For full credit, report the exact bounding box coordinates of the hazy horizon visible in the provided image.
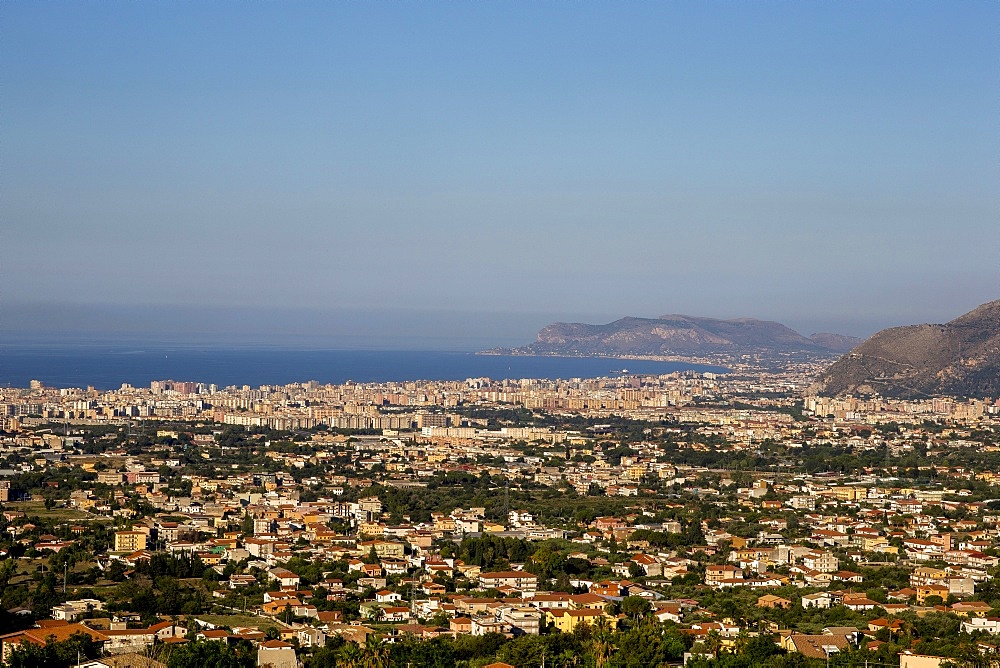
[3,3,998,344]
[1,299,992,351]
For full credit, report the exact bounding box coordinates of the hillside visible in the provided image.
[490,314,861,358]
[811,300,1000,398]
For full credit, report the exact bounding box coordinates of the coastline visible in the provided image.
[0,347,729,391]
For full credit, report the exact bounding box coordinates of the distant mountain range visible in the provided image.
[811,300,1000,398]
[486,314,862,358]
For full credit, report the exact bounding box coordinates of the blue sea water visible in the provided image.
[0,346,728,390]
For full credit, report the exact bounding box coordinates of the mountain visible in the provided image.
[808,332,864,353]
[491,314,860,358]
[811,300,1000,398]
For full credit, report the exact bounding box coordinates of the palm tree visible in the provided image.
[361,637,390,668]
[339,642,362,668]
[592,636,614,668]
[953,644,992,668]
[558,649,582,667]
[589,619,616,668]
[367,605,385,625]
[704,630,723,656]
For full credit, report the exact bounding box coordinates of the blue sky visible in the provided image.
[3,2,998,346]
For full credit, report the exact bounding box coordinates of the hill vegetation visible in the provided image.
[488,314,861,358]
[813,300,1000,398]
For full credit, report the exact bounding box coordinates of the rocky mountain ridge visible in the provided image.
[489,314,862,358]
[812,300,1000,398]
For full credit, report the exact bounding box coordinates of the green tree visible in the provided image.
[620,596,651,622]
[740,632,783,665]
[361,637,391,668]
[6,632,101,668]
[166,639,256,668]
[107,560,127,582]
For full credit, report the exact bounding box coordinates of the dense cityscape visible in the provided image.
[2,357,1000,668]
[4,2,996,668]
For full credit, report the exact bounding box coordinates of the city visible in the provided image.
[1,365,999,668]
[3,2,996,667]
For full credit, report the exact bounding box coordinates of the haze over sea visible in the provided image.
[0,346,727,391]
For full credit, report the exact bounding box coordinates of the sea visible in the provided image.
[0,345,728,390]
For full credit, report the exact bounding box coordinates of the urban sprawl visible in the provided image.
[2,361,1000,668]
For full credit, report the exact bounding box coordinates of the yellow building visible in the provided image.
[546,608,619,633]
[359,540,405,559]
[832,486,867,501]
[433,517,457,532]
[899,653,946,668]
[357,521,385,538]
[910,566,948,587]
[916,584,949,605]
[863,536,892,552]
[114,530,147,553]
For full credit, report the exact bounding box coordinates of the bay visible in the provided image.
[0,346,727,390]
